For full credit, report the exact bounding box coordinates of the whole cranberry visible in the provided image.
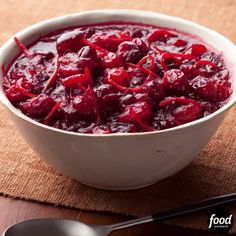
[95,84,121,119]
[104,67,130,87]
[163,69,189,95]
[180,64,198,79]
[6,77,33,104]
[132,38,149,53]
[102,52,123,68]
[196,62,219,78]
[6,86,26,104]
[72,93,95,119]
[118,101,152,124]
[77,46,102,71]
[127,68,147,87]
[189,76,232,102]
[117,41,145,63]
[171,100,202,124]
[56,29,84,54]
[95,84,116,98]
[20,94,56,118]
[158,97,202,127]
[144,79,166,103]
[59,52,81,76]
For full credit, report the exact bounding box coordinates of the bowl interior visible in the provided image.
[0,9,236,135]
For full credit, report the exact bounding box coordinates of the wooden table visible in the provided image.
[0,0,235,235]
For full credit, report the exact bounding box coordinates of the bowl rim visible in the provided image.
[0,9,236,137]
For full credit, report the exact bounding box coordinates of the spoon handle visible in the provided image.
[153,192,236,222]
[111,193,236,231]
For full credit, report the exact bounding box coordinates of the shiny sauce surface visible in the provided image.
[3,22,232,133]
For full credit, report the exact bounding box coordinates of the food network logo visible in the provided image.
[208,208,233,234]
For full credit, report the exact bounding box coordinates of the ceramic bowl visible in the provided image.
[0,10,236,190]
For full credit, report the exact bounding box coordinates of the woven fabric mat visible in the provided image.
[0,0,236,231]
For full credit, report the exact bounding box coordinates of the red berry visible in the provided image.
[180,64,198,79]
[77,46,102,71]
[6,77,36,104]
[190,76,232,102]
[61,67,94,88]
[132,38,149,53]
[59,52,82,76]
[118,101,152,124]
[195,60,219,78]
[158,97,202,126]
[104,67,130,87]
[20,94,56,118]
[102,52,123,68]
[171,100,202,124]
[95,84,116,98]
[73,92,96,119]
[56,29,84,54]
[95,84,121,118]
[144,79,166,103]
[6,86,26,104]
[117,41,146,63]
[163,69,189,95]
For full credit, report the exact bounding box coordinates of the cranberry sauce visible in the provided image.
[3,22,232,134]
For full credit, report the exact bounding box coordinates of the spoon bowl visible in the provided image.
[3,219,111,236]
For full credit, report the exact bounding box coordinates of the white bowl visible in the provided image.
[0,10,236,190]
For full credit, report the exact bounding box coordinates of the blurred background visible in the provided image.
[1,0,235,45]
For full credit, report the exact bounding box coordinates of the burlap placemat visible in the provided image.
[0,103,236,230]
[0,0,236,232]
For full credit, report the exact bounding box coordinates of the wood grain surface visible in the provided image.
[0,0,235,235]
